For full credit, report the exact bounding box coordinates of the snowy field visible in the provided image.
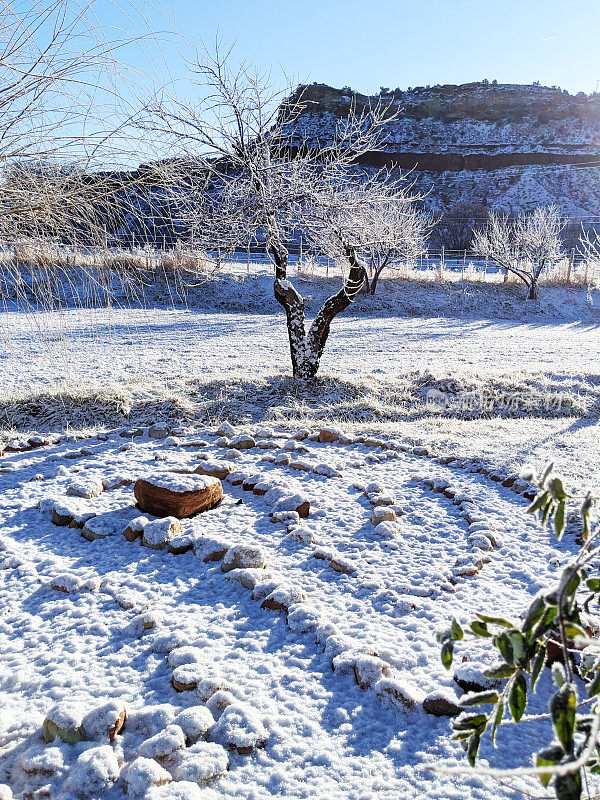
[0,274,599,799]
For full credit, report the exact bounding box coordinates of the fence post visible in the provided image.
[567,248,574,284]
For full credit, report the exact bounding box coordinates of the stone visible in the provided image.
[271,493,310,519]
[318,427,341,443]
[171,664,204,692]
[174,707,215,744]
[241,473,262,490]
[289,459,312,471]
[134,473,223,518]
[120,428,143,438]
[223,449,242,460]
[43,702,86,744]
[375,677,424,709]
[221,544,267,572]
[225,568,272,590]
[168,534,195,555]
[126,705,176,738]
[148,424,171,440]
[65,746,120,798]
[122,515,150,542]
[14,744,66,780]
[273,452,291,466]
[194,461,234,480]
[167,646,205,668]
[172,742,229,782]
[412,446,429,456]
[229,434,255,450]
[423,692,463,717]
[66,478,104,499]
[215,437,229,447]
[124,757,172,797]
[211,704,267,754]
[205,690,236,717]
[371,507,397,526]
[141,518,182,550]
[50,573,100,593]
[197,678,231,703]
[145,781,204,799]
[329,557,356,575]
[261,583,306,612]
[82,516,119,541]
[226,470,249,486]
[194,536,230,562]
[217,421,235,437]
[82,700,126,742]
[138,725,186,761]
[313,463,341,478]
[51,500,95,528]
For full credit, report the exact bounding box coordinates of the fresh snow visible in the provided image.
[0,422,596,799]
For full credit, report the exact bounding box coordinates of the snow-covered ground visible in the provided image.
[0,273,599,798]
[0,424,588,799]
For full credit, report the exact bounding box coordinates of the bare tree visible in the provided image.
[303,171,428,296]
[473,206,565,300]
[147,46,425,378]
[0,0,167,245]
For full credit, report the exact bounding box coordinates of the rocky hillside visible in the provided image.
[286,82,600,225]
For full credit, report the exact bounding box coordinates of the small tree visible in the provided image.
[473,207,565,299]
[147,46,425,378]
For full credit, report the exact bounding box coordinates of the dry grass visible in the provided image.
[0,371,594,437]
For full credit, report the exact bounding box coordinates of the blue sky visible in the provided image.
[114,0,600,96]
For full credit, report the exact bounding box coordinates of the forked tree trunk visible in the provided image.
[272,241,367,379]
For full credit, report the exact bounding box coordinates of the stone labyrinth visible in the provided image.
[0,421,573,799]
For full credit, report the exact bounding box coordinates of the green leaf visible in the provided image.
[507,630,529,666]
[548,476,567,501]
[550,684,577,754]
[541,462,555,484]
[452,713,488,732]
[475,613,512,628]
[535,744,564,788]
[490,701,504,747]
[470,620,492,637]
[527,490,550,516]
[508,671,527,722]
[461,691,499,707]
[555,768,582,800]
[451,618,464,641]
[495,632,514,664]
[441,640,454,670]
[523,595,546,635]
[484,662,516,680]
[531,644,547,691]
[467,731,481,767]
[586,578,600,592]
[582,493,593,540]
[531,606,558,642]
[563,622,587,639]
[554,500,566,539]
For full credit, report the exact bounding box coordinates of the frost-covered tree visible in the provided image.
[473,207,565,300]
[302,170,428,297]
[0,0,163,244]
[147,46,425,378]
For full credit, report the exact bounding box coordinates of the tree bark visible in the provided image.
[271,242,368,379]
